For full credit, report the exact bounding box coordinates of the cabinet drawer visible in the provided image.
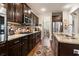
[8,38,21,46]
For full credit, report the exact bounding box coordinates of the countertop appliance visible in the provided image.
[0,13,7,43]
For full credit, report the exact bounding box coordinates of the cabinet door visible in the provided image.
[15,3,23,23]
[28,35,33,51]
[32,34,36,48]
[34,16,38,26]
[8,38,21,56]
[0,43,8,56]
[52,12,62,22]
[21,36,28,56]
[24,4,31,18]
[7,3,15,22]
[24,4,28,17]
[35,16,39,26]
[8,43,21,56]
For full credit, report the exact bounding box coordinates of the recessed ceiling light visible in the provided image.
[41,8,46,12]
[64,4,72,9]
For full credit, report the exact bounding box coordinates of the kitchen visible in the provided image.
[0,3,79,56]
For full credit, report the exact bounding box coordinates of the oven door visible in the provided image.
[0,14,7,43]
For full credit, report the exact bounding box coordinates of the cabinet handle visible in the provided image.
[14,40,19,44]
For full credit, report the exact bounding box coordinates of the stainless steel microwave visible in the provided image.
[24,17,31,26]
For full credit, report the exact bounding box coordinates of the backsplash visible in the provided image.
[8,22,22,35]
[8,22,41,36]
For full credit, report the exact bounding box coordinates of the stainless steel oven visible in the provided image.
[0,13,7,43]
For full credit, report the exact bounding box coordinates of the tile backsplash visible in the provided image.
[8,22,22,35]
[8,22,41,36]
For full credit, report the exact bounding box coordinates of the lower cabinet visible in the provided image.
[28,34,34,51]
[58,43,79,56]
[0,43,8,56]
[51,34,79,56]
[8,38,21,56]
[0,32,41,56]
[8,43,22,56]
[21,36,28,56]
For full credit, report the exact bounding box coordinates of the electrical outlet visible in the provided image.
[73,49,79,54]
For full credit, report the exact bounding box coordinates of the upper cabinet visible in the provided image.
[7,4,15,22]
[30,12,39,26]
[24,4,31,18]
[14,3,23,23]
[33,14,39,26]
[7,3,23,23]
[52,12,62,22]
[7,3,39,25]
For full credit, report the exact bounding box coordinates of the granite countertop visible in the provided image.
[53,32,79,45]
[8,31,40,41]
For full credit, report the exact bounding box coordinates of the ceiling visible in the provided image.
[27,3,79,16]
[27,3,67,16]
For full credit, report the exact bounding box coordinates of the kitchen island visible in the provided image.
[51,32,79,56]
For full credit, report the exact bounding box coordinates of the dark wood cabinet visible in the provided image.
[14,3,23,23]
[0,32,41,56]
[58,43,79,56]
[28,32,41,52]
[8,38,21,56]
[7,3,23,23]
[24,4,31,18]
[21,36,28,56]
[32,33,36,48]
[28,34,33,51]
[36,32,41,44]
[34,15,39,26]
[7,3,15,22]
[35,16,39,26]
[7,3,39,25]
[0,43,8,56]
[31,13,39,26]
[8,43,22,56]
[52,12,62,22]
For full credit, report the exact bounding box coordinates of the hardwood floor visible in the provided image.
[27,42,41,56]
[27,41,54,56]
